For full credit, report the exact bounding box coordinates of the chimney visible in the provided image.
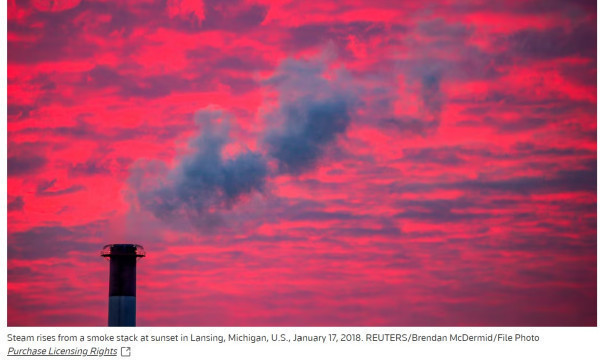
[101,244,146,327]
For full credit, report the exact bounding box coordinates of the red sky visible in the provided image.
[7,0,597,326]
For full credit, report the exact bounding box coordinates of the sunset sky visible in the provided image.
[7,0,597,326]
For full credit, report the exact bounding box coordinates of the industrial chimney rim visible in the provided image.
[101,244,146,259]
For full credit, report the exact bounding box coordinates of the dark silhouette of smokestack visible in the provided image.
[101,244,146,327]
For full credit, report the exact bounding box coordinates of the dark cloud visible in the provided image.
[131,58,358,228]
[421,72,443,116]
[134,110,268,226]
[8,223,103,260]
[200,0,267,31]
[491,117,548,133]
[8,1,98,63]
[400,144,594,165]
[396,18,505,82]
[31,73,57,91]
[83,65,199,99]
[395,199,494,223]
[41,119,98,138]
[36,179,86,196]
[456,91,595,125]
[287,24,329,49]
[418,18,472,40]
[332,224,401,238]
[69,159,112,176]
[8,155,47,177]
[460,115,565,134]
[287,22,386,51]
[512,142,593,157]
[8,196,25,212]
[287,210,360,222]
[186,46,273,72]
[214,55,271,71]
[8,104,36,121]
[456,90,590,108]
[185,48,273,90]
[397,162,596,195]
[22,115,195,143]
[264,58,357,174]
[502,0,596,14]
[466,172,591,194]
[402,147,466,165]
[266,98,351,174]
[380,117,439,136]
[503,24,596,60]
[124,74,192,99]
[83,65,122,88]
[559,61,596,86]
[380,72,444,136]
[221,75,259,94]
[8,2,177,64]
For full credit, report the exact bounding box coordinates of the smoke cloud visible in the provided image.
[131,57,357,227]
[266,97,351,174]
[132,109,268,227]
[264,58,356,174]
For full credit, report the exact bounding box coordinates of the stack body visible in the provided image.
[101,244,145,327]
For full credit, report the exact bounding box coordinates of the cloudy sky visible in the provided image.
[7,0,596,326]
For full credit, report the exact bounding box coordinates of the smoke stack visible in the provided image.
[101,244,146,327]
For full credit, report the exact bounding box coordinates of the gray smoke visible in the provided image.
[132,58,357,227]
[266,96,351,174]
[263,58,356,174]
[133,110,268,226]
